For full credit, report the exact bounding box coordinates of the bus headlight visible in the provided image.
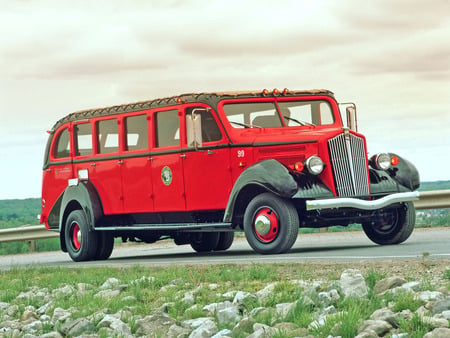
[305,155,324,175]
[373,153,391,170]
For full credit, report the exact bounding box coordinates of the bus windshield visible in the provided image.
[223,100,335,128]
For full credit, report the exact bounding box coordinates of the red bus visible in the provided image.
[41,89,420,261]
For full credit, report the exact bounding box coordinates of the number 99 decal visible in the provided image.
[237,150,245,158]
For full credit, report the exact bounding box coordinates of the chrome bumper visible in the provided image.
[306,191,420,211]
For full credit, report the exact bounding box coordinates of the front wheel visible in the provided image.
[64,210,98,262]
[243,193,299,254]
[362,201,416,245]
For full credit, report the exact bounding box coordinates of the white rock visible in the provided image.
[233,291,257,304]
[256,283,276,301]
[340,269,368,298]
[188,318,218,338]
[275,303,294,317]
[183,292,195,304]
[22,320,43,333]
[203,301,233,314]
[52,307,71,323]
[217,306,241,325]
[211,328,232,337]
[419,291,444,302]
[100,277,120,290]
[402,281,421,291]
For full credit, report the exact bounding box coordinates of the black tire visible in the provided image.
[214,232,234,251]
[362,201,416,245]
[95,232,114,260]
[190,232,220,253]
[64,210,98,262]
[243,193,299,254]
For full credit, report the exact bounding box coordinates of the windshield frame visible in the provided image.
[218,96,341,130]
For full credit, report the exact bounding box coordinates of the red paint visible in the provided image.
[41,91,371,228]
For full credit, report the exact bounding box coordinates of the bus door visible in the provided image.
[183,107,232,211]
[88,119,124,214]
[121,114,153,213]
[151,109,186,212]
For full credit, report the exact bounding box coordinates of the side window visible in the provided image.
[97,119,119,154]
[124,114,148,151]
[53,127,71,159]
[186,108,222,143]
[155,110,179,147]
[74,123,93,156]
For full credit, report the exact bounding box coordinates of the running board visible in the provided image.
[94,222,233,232]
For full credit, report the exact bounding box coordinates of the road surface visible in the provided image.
[0,228,449,270]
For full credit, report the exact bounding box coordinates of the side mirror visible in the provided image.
[187,111,202,149]
[345,104,358,132]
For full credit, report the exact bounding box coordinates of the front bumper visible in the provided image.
[306,191,420,211]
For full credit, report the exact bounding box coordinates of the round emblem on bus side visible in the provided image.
[161,166,173,186]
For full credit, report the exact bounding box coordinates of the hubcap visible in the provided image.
[254,208,279,243]
[71,223,81,251]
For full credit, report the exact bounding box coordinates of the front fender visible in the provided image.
[223,159,298,223]
[369,153,420,193]
[59,180,103,232]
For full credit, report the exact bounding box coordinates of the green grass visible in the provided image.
[0,264,447,337]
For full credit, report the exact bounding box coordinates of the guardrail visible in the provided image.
[1,190,449,251]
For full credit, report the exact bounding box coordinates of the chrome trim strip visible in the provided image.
[94,222,233,232]
[306,191,420,211]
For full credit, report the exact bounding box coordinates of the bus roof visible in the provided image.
[51,89,334,131]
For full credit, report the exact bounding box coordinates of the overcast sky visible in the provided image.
[1,0,449,199]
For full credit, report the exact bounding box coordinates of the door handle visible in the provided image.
[180,154,186,159]
[207,150,215,155]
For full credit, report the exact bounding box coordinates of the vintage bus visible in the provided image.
[41,89,420,261]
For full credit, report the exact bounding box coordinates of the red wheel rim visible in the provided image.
[71,223,81,251]
[253,208,279,243]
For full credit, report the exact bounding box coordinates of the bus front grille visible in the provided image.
[328,132,369,197]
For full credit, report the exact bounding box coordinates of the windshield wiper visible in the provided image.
[283,115,315,127]
[229,121,261,129]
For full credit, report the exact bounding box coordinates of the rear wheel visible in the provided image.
[243,193,299,254]
[190,232,220,253]
[214,232,234,251]
[95,232,114,260]
[362,201,415,245]
[64,210,98,262]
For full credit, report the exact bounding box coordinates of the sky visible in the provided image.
[0,0,449,199]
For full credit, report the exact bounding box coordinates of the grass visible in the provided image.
[0,263,448,337]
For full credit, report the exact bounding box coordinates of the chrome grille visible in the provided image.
[328,132,369,197]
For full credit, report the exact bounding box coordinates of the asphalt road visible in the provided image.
[0,228,449,270]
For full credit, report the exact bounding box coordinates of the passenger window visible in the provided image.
[155,110,179,147]
[54,127,71,158]
[97,119,119,154]
[74,123,93,156]
[186,108,222,143]
[125,115,148,151]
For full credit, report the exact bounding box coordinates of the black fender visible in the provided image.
[369,153,420,193]
[223,159,298,224]
[59,180,104,233]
